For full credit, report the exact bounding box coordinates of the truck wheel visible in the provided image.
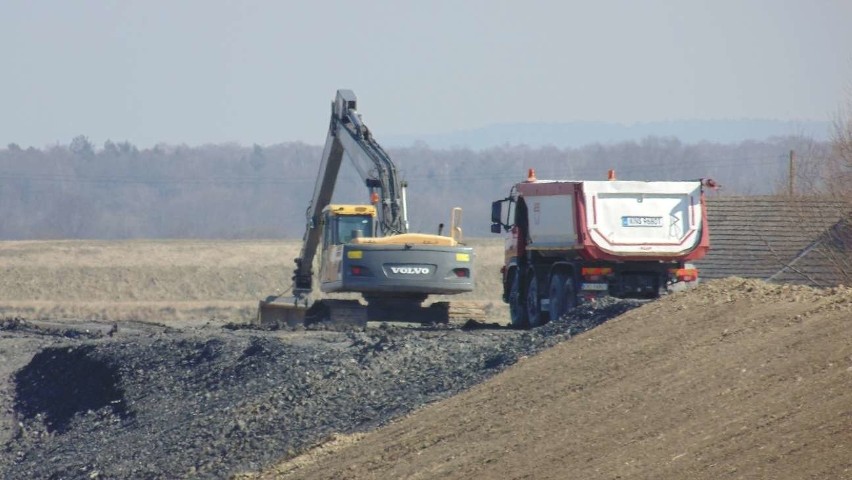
[559,277,577,315]
[509,272,528,329]
[526,271,549,328]
[549,273,573,320]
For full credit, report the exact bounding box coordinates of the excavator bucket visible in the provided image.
[256,295,309,328]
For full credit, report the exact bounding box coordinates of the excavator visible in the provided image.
[257,89,475,328]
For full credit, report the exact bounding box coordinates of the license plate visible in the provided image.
[581,282,608,291]
[622,216,662,227]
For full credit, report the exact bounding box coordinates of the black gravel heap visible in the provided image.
[1,299,639,480]
[1,317,105,339]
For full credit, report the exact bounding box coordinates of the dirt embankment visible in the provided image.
[249,279,852,480]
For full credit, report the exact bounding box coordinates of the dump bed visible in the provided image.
[519,179,708,261]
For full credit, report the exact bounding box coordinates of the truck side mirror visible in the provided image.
[491,200,503,224]
[490,223,502,234]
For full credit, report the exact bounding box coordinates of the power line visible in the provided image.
[0,154,796,186]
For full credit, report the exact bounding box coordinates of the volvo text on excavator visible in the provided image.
[257,90,475,328]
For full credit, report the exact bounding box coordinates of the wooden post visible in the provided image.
[788,150,795,196]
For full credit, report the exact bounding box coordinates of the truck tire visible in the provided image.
[548,274,576,321]
[526,270,549,328]
[509,271,528,329]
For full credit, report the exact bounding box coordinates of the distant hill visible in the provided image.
[384,119,832,149]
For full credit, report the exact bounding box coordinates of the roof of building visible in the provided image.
[695,196,851,287]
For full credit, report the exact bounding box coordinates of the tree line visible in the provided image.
[0,134,840,240]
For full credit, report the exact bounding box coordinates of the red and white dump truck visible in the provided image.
[490,169,714,328]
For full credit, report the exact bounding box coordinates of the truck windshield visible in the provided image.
[337,215,374,243]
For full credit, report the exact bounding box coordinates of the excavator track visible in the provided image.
[257,298,366,330]
[256,298,487,330]
[304,300,368,330]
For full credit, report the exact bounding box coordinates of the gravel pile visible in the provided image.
[0,317,106,340]
[1,299,639,479]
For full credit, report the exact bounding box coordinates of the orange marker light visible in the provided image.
[669,268,698,282]
[370,192,379,204]
[608,169,616,180]
[527,168,537,182]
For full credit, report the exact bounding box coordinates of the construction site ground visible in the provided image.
[1,240,850,479]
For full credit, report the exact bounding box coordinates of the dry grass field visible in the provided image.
[0,238,507,325]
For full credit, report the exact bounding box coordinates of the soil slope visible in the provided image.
[253,278,852,480]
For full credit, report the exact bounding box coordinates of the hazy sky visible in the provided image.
[2,0,851,148]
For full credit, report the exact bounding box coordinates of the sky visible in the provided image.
[2,0,851,149]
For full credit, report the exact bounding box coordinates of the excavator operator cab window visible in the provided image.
[335,215,374,244]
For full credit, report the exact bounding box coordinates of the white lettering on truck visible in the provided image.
[390,267,430,275]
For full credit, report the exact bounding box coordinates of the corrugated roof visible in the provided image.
[695,196,851,286]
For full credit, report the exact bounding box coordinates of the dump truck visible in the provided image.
[491,169,713,328]
[257,90,475,328]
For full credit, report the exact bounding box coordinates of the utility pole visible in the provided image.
[788,150,795,196]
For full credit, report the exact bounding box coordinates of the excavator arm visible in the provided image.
[293,89,409,299]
